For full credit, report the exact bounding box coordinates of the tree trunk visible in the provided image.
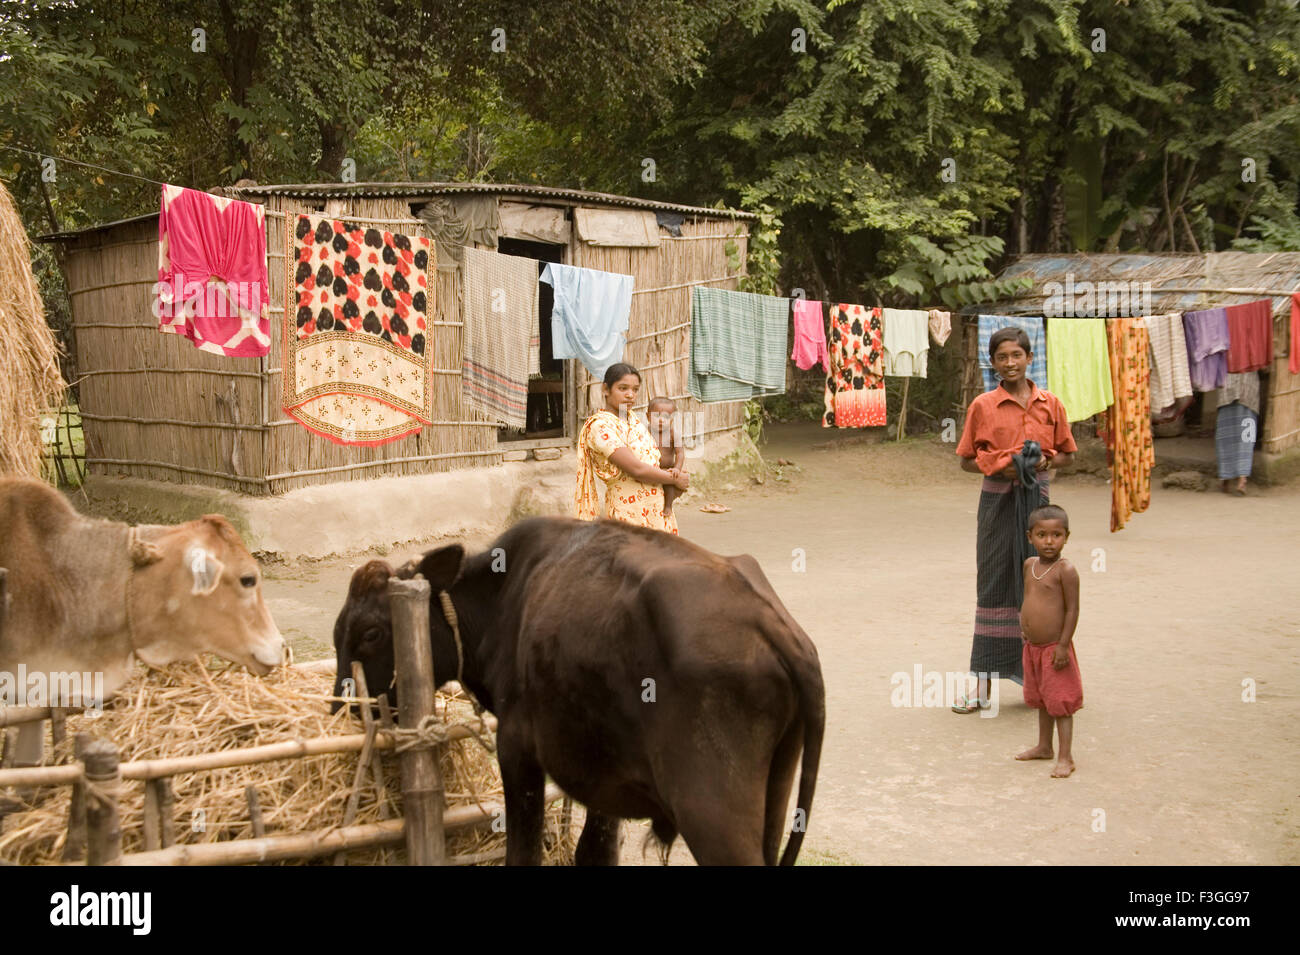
[317,122,350,180]
[216,0,260,178]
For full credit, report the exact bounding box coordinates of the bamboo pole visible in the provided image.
[363,677,390,820]
[156,777,176,848]
[0,722,497,788]
[76,368,267,379]
[61,734,90,862]
[143,782,161,851]
[897,377,911,441]
[84,737,122,866]
[50,709,66,750]
[266,418,494,429]
[143,778,165,851]
[0,706,52,728]
[632,274,743,295]
[116,784,565,866]
[77,412,267,431]
[390,575,445,866]
[290,659,338,674]
[69,278,159,296]
[333,660,379,865]
[84,459,269,487]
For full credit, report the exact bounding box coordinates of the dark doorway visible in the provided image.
[496,237,567,441]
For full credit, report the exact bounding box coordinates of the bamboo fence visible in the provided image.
[57,192,753,495]
[0,581,573,866]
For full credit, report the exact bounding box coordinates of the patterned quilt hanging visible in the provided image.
[282,214,434,445]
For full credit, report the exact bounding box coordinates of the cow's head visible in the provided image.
[331,546,465,716]
[128,515,285,675]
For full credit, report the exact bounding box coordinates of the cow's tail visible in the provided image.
[778,646,825,866]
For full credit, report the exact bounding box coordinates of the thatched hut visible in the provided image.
[39,183,755,551]
[964,252,1300,478]
[0,180,66,478]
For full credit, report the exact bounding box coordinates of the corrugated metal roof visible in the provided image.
[38,181,753,242]
[973,252,1300,317]
[227,181,754,220]
[37,212,159,243]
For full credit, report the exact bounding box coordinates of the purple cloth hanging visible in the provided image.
[1182,308,1229,392]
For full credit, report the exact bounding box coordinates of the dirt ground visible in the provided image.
[262,421,1300,865]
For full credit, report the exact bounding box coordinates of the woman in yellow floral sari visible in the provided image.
[575,363,688,534]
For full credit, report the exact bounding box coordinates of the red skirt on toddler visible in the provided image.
[1022,642,1083,717]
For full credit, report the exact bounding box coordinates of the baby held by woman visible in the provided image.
[647,396,685,518]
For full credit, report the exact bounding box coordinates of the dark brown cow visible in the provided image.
[333,516,824,865]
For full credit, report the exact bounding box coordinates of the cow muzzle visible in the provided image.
[246,630,286,673]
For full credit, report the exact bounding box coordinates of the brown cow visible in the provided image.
[333,516,825,865]
[0,478,284,738]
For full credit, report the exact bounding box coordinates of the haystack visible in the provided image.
[0,660,576,865]
[0,179,66,477]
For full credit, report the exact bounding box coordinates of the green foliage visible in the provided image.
[2,0,1299,390]
[1231,214,1300,253]
[884,235,1031,310]
[743,399,766,445]
[726,200,783,295]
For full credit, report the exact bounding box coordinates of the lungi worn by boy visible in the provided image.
[1015,504,1084,778]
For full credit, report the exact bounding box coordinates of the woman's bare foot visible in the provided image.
[1016,745,1054,760]
[1051,757,1075,777]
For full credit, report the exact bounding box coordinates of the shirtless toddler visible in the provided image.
[647,397,684,517]
[1014,504,1083,778]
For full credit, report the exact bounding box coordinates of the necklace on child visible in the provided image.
[1031,557,1057,580]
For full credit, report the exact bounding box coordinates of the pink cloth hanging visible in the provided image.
[157,184,270,357]
[791,298,830,373]
[1291,293,1300,375]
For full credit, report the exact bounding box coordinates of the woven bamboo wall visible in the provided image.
[66,217,269,492]
[573,217,750,445]
[1263,315,1299,454]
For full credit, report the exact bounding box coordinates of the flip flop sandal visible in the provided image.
[951,695,983,714]
[699,503,730,513]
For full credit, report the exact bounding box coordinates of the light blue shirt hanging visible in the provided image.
[540,262,634,380]
[978,314,1048,392]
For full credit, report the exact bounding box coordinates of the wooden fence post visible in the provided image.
[83,737,122,865]
[143,777,177,851]
[61,733,91,861]
[388,575,446,866]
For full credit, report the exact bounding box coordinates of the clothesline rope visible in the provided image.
[1,144,169,187]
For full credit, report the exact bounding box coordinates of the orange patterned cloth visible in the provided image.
[822,304,887,428]
[575,409,678,534]
[1104,318,1154,532]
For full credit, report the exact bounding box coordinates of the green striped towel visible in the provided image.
[687,286,789,403]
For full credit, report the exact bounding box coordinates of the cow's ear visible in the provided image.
[130,537,163,568]
[186,546,225,596]
[416,545,464,591]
